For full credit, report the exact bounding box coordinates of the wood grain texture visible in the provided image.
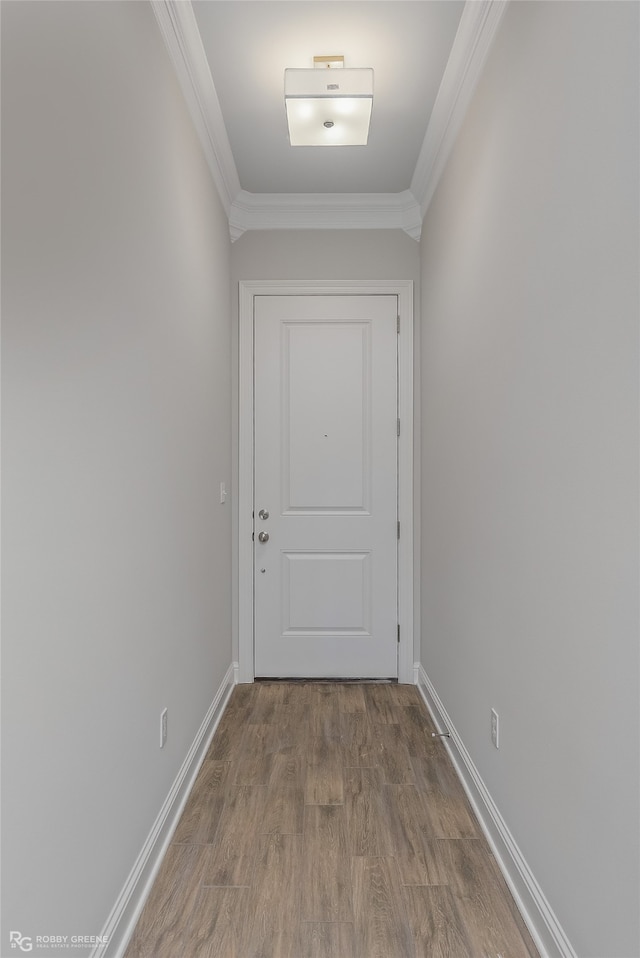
[391,705,437,756]
[340,709,373,751]
[245,833,303,958]
[351,856,416,958]
[125,682,540,958]
[300,805,353,921]
[335,683,367,713]
[383,785,450,885]
[202,784,267,886]
[386,683,423,706]
[249,681,291,722]
[412,753,479,839]
[172,761,230,844]
[262,783,305,834]
[370,722,417,784]
[345,766,394,857]
[205,711,246,762]
[227,682,255,709]
[305,706,344,803]
[233,723,276,784]
[124,844,213,958]
[181,886,250,958]
[269,704,310,752]
[403,884,474,958]
[269,749,306,788]
[362,682,397,723]
[295,923,355,958]
[444,838,540,958]
[305,761,344,805]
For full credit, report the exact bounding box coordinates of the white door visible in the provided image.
[254,294,398,678]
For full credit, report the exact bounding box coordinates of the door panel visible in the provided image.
[282,551,372,634]
[254,295,397,678]
[285,322,369,512]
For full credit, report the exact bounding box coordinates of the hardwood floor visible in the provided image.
[125,682,540,958]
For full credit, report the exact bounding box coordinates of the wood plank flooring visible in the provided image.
[125,682,540,958]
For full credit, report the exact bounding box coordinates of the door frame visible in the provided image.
[238,280,414,683]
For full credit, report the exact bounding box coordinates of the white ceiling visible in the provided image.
[152,0,508,239]
[191,1,464,195]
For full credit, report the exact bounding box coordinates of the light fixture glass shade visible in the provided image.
[285,67,373,146]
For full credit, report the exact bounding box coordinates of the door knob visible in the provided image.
[258,509,269,520]
[258,531,270,543]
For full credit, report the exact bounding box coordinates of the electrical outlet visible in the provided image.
[491,708,499,749]
[160,708,168,749]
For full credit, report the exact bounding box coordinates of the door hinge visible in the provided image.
[397,315,401,334]
[397,418,401,437]
[397,521,400,540]
[397,623,400,643]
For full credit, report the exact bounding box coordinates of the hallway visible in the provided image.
[3,2,638,955]
[125,682,539,957]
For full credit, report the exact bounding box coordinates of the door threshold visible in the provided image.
[254,677,398,684]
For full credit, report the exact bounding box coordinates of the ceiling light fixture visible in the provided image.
[285,55,373,147]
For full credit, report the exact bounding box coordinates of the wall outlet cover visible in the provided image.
[160,708,168,748]
[491,708,499,749]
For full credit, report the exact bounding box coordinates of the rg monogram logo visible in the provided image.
[9,931,33,952]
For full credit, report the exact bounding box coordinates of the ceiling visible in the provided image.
[191,1,464,195]
[152,0,508,239]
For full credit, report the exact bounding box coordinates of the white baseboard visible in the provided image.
[92,663,236,958]
[417,665,578,958]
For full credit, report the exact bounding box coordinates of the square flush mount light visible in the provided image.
[285,56,373,146]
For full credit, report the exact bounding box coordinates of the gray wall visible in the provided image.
[1,2,232,954]
[230,229,421,667]
[230,228,419,282]
[419,2,639,955]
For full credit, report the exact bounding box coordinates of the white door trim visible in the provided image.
[238,280,414,683]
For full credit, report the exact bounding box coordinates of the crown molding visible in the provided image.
[229,190,423,242]
[153,0,508,238]
[151,0,241,214]
[411,0,510,218]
